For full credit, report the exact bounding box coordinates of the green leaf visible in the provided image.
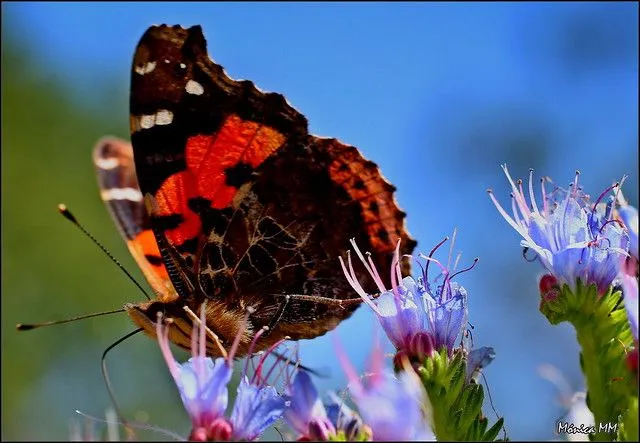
[482,417,505,441]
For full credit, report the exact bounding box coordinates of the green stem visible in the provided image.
[574,318,620,441]
[555,282,636,441]
[622,397,638,441]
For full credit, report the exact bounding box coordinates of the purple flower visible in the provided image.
[616,190,638,261]
[341,237,474,359]
[156,312,286,441]
[616,190,638,280]
[489,165,629,294]
[465,346,496,384]
[615,190,638,375]
[324,392,363,441]
[229,377,285,441]
[284,371,336,441]
[340,343,435,441]
[283,371,364,441]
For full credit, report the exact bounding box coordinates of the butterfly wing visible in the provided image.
[93,137,175,300]
[128,25,416,345]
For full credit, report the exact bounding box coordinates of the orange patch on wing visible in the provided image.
[134,230,169,275]
[185,114,285,209]
[153,114,285,246]
[127,229,175,300]
[155,172,202,245]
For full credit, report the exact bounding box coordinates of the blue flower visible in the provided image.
[341,237,474,358]
[616,190,638,281]
[283,371,364,441]
[324,392,364,441]
[341,344,435,441]
[465,346,496,384]
[489,166,629,294]
[229,377,286,441]
[283,371,335,440]
[617,190,638,261]
[156,311,286,441]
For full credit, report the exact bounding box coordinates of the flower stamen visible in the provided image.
[182,305,227,359]
[449,257,480,281]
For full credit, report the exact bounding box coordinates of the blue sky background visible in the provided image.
[2,2,638,441]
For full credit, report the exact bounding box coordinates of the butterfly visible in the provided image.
[94,24,416,357]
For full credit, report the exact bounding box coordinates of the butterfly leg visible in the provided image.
[261,294,291,338]
[261,292,364,338]
[280,293,364,307]
[260,293,365,340]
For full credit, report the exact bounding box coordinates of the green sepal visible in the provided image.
[452,383,484,430]
[464,414,484,440]
[417,347,505,441]
[328,428,372,442]
[327,432,347,442]
[482,417,506,441]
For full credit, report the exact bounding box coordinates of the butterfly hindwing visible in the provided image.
[93,137,174,299]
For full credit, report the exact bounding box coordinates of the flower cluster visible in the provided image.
[616,189,639,374]
[155,306,436,441]
[488,165,630,295]
[285,342,434,441]
[340,237,503,441]
[155,311,287,441]
[490,166,638,440]
[617,190,639,266]
[340,237,477,363]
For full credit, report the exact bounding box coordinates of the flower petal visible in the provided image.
[175,357,232,427]
[283,371,328,436]
[230,377,286,440]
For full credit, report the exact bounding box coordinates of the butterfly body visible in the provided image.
[96,25,416,357]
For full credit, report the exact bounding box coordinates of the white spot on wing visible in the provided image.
[140,114,155,129]
[179,63,187,69]
[101,188,143,202]
[155,109,173,126]
[135,61,157,75]
[135,109,174,131]
[95,157,119,170]
[185,79,204,96]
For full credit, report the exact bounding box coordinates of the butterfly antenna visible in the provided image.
[16,308,126,331]
[58,204,151,301]
[273,425,286,442]
[74,409,185,441]
[101,328,144,440]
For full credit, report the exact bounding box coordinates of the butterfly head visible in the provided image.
[124,299,285,358]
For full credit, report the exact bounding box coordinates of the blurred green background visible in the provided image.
[2,2,638,441]
[1,14,190,443]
